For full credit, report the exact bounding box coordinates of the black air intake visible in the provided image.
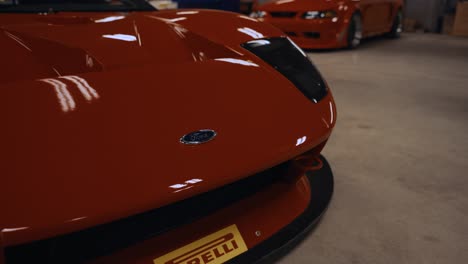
[270,12,297,18]
[242,37,328,103]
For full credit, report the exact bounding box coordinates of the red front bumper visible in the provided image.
[95,157,333,264]
[261,17,348,49]
[3,156,334,264]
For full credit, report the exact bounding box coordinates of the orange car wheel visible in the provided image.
[388,10,403,38]
[347,13,363,49]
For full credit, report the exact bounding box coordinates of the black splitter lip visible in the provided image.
[228,155,334,264]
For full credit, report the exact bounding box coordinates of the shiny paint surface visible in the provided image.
[254,0,403,49]
[0,7,336,261]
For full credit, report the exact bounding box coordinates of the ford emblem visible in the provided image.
[180,129,217,145]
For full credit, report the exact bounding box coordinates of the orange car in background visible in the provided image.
[251,0,404,49]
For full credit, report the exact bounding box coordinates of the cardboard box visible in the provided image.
[453,2,468,36]
[443,14,455,34]
[404,18,417,32]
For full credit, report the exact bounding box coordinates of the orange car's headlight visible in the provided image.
[303,10,337,19]
[249,11,267,18]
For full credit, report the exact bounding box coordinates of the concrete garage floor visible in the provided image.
[278,34,468,264]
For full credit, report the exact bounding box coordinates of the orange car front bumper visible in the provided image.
[261,17,349,49]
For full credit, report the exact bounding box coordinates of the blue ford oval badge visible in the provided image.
[180,129,217,145]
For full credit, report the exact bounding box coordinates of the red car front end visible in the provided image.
[0,2,337,263]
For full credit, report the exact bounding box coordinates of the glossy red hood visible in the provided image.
[0,10,336,246]
[0,11,257,84]
[257,0,339,11]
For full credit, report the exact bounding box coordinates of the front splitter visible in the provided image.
[228,155,334,264]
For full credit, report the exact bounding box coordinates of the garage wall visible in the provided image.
[404,0,446,32]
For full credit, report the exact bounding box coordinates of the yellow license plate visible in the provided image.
[154,225,248,264]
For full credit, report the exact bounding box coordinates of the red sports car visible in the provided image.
[251,0,404,49]
[0,1,336,263]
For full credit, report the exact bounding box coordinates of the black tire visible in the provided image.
[388,10,403,38]
[347,13,362,49]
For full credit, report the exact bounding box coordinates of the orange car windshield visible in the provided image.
[0,0,156,13]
